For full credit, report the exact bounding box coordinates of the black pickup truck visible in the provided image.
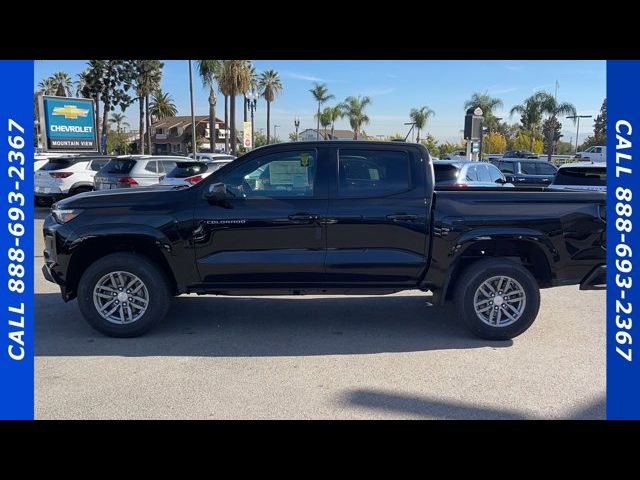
[42,141,606,340]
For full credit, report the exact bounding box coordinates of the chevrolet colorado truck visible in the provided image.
[42,142,606,339]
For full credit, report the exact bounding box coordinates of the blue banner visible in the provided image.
[0,60,34,420]
[607,60,640,419]
[40,95,97,152]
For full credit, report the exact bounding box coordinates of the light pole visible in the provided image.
[294,117,300,141]
[245,89,257,150]
[566,114,592,154]
[404,122,416,142]
[274,124,281,142]
[188,60,197,155]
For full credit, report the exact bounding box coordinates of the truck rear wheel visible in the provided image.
[77,252,171,337]
[454,259,540,340]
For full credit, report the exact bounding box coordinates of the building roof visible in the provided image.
[151,115,225,129]
[301,128,355,139]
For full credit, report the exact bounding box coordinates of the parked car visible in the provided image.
[188,153,236,162]
[576,146,606,163]
[43,141,606,340]
[93,155,191,190]
[502,150,539,159]
[490,158,558,187]
[433,160,513,188]
[443,150,468,160]
[34,155,114,206]
[159,159,234,186]
[548,162,606,192]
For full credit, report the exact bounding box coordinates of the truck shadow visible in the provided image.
[35,292,513,357]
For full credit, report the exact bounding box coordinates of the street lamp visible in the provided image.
[245,89,258,150]
[566,114,593,154]
[294,117,300,141]
[274,124,281,142]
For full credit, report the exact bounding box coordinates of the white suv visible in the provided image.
[35,155,113,206]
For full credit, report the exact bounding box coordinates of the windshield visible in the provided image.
[433,164,460,183]
[554,167,606,186]
[102,159,136,174]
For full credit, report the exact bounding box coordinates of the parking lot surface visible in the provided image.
[34,209,605,419]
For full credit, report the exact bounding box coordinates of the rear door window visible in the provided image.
[520,162,538,175]
[476,164,492,182]
[89,158,110,171]
[159,160,178,173]
[465,166,478,181]
[488,164,504,182]
[338,149,410,197]
[144,161,158,173]
[39,158,76,171]
[433,164,460,183]
[499,161,515,174]
[536,162,557,175]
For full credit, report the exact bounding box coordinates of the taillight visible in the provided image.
[159,175,165,182]
[117,177,138,186]
[49,172,73,178]
[185,175,203,185]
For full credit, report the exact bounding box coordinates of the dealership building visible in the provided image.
[148,115,233,154]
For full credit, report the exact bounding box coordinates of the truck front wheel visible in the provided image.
[77,252,172,337]
[454,259,540,340]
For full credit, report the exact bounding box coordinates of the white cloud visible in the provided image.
[531,83,554,92]
[283,71,325,82]
[489,86,518,94]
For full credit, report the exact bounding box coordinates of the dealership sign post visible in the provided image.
[38,95,98,153]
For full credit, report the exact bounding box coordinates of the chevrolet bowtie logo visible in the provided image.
[52,105,89,120]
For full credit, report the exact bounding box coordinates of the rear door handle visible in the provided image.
[386,213,418,222]
[288,213,319,223]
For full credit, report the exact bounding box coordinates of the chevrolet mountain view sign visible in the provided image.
[38,95,98,152]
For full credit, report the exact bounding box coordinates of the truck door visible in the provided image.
[193,146,328,285]
[324,145,431,286]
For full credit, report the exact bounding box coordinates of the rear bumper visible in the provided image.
[580,265,606,290]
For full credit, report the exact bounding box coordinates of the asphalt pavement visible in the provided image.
[34,208,605,419]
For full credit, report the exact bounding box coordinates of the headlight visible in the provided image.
[52,208,83,224]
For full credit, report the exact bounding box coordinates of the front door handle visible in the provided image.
[288,213,319,223]
[386,213,418,222]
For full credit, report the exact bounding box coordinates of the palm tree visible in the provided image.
[464,92,504,131]
[409,106,435,143]
[309,83,334,140]
[109,112,129,133]
[218,60,252,156]
[37,78,56,95]
[197,60,221,153]
[326,105,344,139]
[74,71,88,97]
[50,71,73,97]
[258,69,283,144]
[316,108,333,139]
[509,92,547,152]
[538,91,577,161]
[133,60,163,154]
[150,90,178,119]
[339,95,372,140]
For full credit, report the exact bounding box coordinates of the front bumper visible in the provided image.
[580,264,606,290]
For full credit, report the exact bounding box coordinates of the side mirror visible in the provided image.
[495,177,507,184]
[205,182,226,203]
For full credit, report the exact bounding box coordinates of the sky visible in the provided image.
[35,60,606,144]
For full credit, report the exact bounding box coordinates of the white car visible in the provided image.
[159,159,234,186]
[35,155,114,205]
[547,162,606,193]
[188,153,236,162]
[576,146,606,163]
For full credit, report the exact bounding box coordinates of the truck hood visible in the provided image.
[54,185,190,209]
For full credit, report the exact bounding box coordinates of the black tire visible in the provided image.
[454,258,540,340]
[77,252,172,337]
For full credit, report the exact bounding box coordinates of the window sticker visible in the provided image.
[269,160,309,186]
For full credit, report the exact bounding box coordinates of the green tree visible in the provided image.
[339,95,372,140]
[409,106,435,143]
[309,83,334,140]
[325,105,344,138]
[464,92,504,131]
[419,133,438,155]
[51,71,73,97]
[132,60,163,154]
[183,127,205,152]
[512,133,543,153]
[253,130,268,147]
[218,60,252,155]
[555,140,574,155]
[37,78,57,95]
[197,60,221,153]
[258,69,283,144]
[437,141,462,158]
[578,136,598,151]
[538,91,576,160]
[288,132,299,142]
[85,60,136,148]
[109,112,129,133]
[509,92,547,152]
[106,131,130,155]
[484,132,507,154]
[594,99,606,144]
[149,90,177,118]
